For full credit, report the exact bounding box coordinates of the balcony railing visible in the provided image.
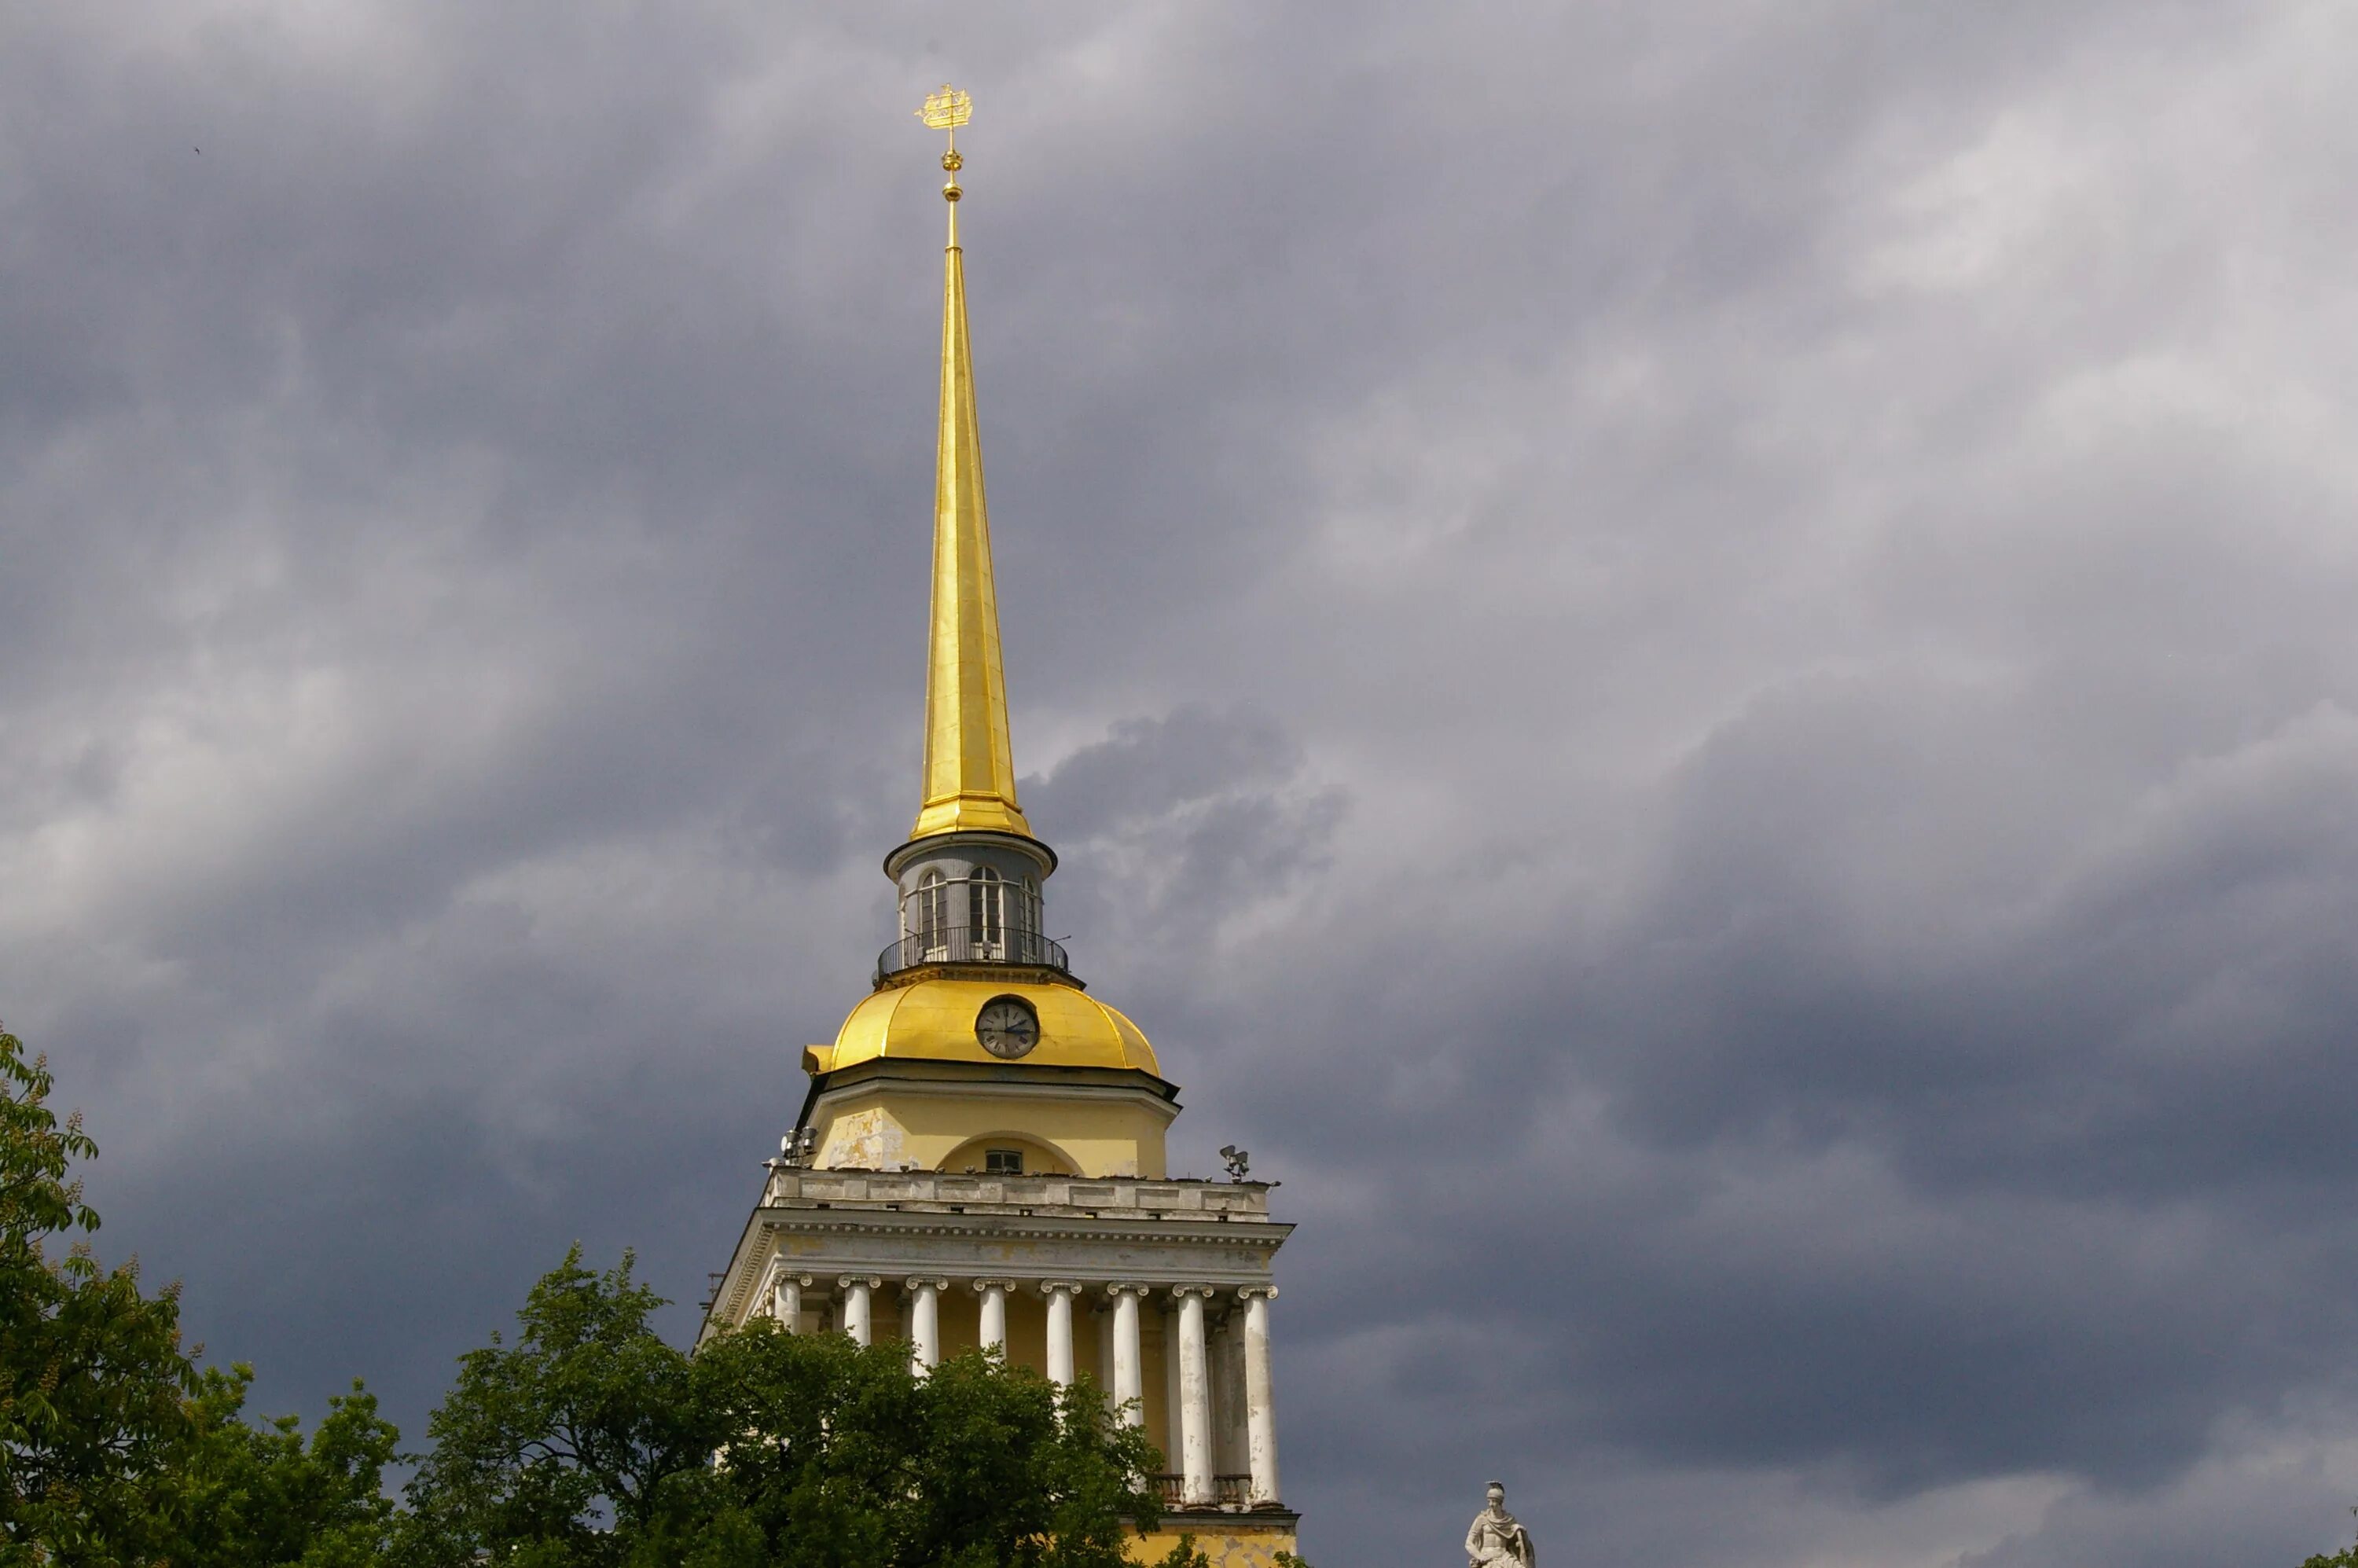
[875,924,1071,984]
[763,1167,1277,1218]
[1147,1474,1255,1511]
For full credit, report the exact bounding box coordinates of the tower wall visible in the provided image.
[703,108,1302,1559]
[810,1078,1173,1178]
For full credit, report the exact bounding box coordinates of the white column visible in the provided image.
[1107,1285,1147,1427]
[1173,1286,1215,1506]
[771,1271,810,1331]
[975,1279,1013,1356]
[838,1276,879,1346]
[1041,1282,1081,1386]
[909,1278,946,1371]
[1164,1298,1185,1470]
[1215,1310,1249,1474]
[1240,1287,1280,1507]
[1096,1298,1118,1416]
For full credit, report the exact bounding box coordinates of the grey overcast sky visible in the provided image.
[7,2,2358,1564]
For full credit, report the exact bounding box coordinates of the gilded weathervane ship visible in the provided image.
[918,83,973,230]
[918,82,973,134]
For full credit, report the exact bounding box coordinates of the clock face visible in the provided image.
[975,997,1040,1059]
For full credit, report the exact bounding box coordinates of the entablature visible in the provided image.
[702,1169,1290,1342]
[766,1166,1276,1220]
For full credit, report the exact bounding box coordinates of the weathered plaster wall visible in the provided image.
[812,1082,1170,1177]
[1129,1523,1298,1568]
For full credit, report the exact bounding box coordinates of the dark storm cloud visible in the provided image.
[6,2,2358,1565]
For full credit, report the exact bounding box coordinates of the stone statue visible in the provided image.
[1465,1480,1535,1568]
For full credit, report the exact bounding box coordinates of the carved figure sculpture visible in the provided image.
[1465,1481,1535,1568]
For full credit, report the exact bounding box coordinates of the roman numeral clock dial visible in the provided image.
[975,997,1040,1059]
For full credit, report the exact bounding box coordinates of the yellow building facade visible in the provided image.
[700,92,1298,1568]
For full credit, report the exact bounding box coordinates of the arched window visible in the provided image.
[969,866,1004,953]
[915,870,948,957]
[1015,878,1041,958]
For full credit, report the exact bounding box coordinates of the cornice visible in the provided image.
[809,1072,1181,1122]
[811,1056,1178,1103]
[706,1207,1291,1333]
[755,1208,1294,1248]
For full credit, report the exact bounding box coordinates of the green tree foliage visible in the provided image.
[172,1368,403,1567]
[402,1250,703,1559]
[0,1023,401,1566]
[2304,1509,2358,1568]
[0,1024,197,1562]
[402,1247,1169,1568]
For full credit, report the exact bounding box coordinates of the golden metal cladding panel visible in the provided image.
[817,977,1160,1076]
[912,91,1033,843]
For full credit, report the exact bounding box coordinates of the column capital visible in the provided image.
[836,1274,883,1291]
[1038,1279,1087,1298]
[971,1276,1018,1294]
[1103,1282,1155,1299]
[762,1263,814,1287]
[1236,1285,1278,1302]
[1167,1283,1221,1302]
[902,1276,950,1294]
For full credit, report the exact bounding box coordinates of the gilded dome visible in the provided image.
[806,977,1162,1077]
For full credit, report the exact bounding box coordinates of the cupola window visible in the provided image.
[880,865,1064,980]
[913,870,949,959]
[970,866,1005,956]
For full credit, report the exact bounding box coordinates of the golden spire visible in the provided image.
[910,86,1034,842]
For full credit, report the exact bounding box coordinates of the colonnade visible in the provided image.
[764,1269,1279,1509]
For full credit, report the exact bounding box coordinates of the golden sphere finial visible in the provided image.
[919,86,973,234]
